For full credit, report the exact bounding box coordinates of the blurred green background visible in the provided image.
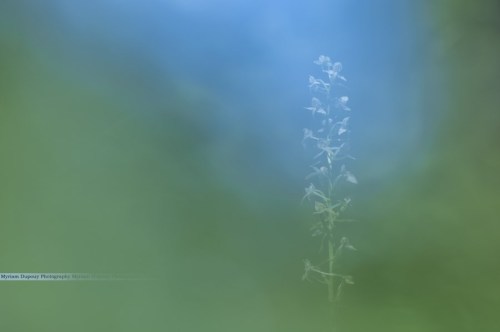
[1,0,499,331]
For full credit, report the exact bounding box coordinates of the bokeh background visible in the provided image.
[1,0,499,331]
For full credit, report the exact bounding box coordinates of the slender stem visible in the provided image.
[328,238,335,302]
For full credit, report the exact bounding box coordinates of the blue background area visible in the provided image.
[1,1,499,331]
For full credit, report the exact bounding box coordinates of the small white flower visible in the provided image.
[306,166,329,180]
[345,171,358,184]
[314,55,331,66]
[337,96,351,111]
[308,75,319,88]
[302,183,328,202]
[332,62,342,73]
[337,117,349,135]
[302,128,319,145]
[305,97,326,116]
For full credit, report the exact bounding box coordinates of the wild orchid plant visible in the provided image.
[302,55,357,303]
